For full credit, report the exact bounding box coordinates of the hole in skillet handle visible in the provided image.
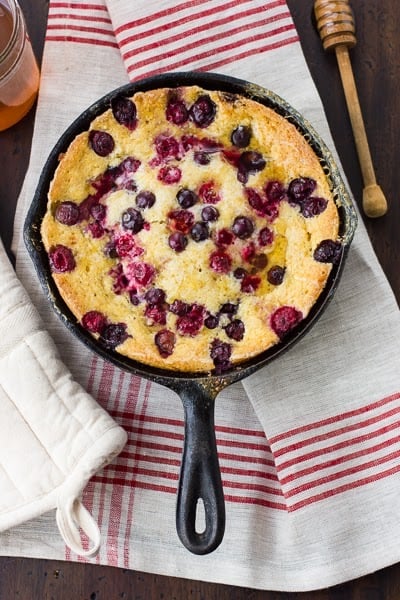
[174,380,226,555]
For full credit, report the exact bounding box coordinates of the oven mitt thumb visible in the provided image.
[0,239,127,557]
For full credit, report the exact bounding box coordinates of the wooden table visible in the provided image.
[0,1,399,597]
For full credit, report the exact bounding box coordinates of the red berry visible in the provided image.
[270,306,303,338]
[198,181,221,204]
[158,165,182,184]
[240,274,261,293]
[209,250,232,274]
[49,245,76,273]
[55,201,80,225]
[81,310,107,334]
[167,209,195,234]
[166,98,188,125]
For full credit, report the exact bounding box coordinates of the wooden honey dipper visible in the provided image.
[314,0,388,217]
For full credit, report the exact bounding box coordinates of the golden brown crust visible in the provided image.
[41,86,339,372]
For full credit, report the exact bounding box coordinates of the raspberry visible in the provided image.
[270,306,303,339]
[158,165,182,184]
[81,311,107,334]
[49,245,76,273]
[55,201,80,225]
[209,250,232,274]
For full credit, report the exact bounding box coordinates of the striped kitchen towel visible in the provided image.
[5,0,400,592]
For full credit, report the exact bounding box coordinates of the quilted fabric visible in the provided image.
[0,239,127,557]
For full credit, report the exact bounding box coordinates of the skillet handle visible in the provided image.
[175,383,225,555]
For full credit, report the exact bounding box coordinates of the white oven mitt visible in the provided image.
[0,239,127,558]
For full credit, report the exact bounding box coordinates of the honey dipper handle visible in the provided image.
[335,46,375,186]
[335,46,387,217]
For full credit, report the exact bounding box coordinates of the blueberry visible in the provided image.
[231,125,251,148]
[100,323,129,348]
[190,222,209,242]
[313,239,342,264]
[136,190,156,209]
[89,130,115,156]
[232,216,254,239]
[111,97,137,131]
[267,265,286,285]
[189,95,217,128]
[201,205,219,222]
[121,207,144,233]
[168,232,188,252]
[177,188,198,208]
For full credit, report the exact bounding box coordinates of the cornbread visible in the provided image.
[41,85,341,372]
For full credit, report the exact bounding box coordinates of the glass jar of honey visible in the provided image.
[0,0,40,131]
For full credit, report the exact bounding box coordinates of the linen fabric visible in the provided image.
[2,0,399,591]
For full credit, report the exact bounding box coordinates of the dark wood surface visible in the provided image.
[0,1,399,597]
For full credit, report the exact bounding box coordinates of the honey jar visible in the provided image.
[0,0,40,131]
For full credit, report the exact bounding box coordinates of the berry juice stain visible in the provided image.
[0,0,40,131]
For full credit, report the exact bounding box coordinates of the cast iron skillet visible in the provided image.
[24,71,357,555]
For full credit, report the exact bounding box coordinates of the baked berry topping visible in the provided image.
[214,228,234,247]
[176,303,206,336]
[145,287,166,305]
[100,322,129,348]
[210,250,232,273]
[167,209,195,234]
[270,306,303,338]
[287,177,316,204]
[49,245,76,273]
[198,181,221,204]
[89,130,115,157]
[250,253,268,270]
[201,205,219,222]
[158,165,182,184]
[166,98,189,125]
[155,134,181,161]
[219,303,238,317]
[267,265,286,285]
[128,262,156,288]
[90,203,106,222]
[265,180,286,203]
[129,292,140,305]
[155,329,176,358]
[204,314,219,329]
[210,338,232,373]
[238,151,266,183]
[191,222,209,242]
[241,242,256,263]
[109,264,129,293]
[194,152,211,165]
[87,221,105,238]
[115,234,143,259]
[240,274,261,293]
[136,190,156,209]
[121,207,145,233]
[231,125,251,148]
[258,226,274,246]
[81,310,107,334]
[189,95,216,128]
[225,319,245,341]
[177,188,198,208]
[232,216,254,239]
[103,241,118,259]
[301,196,328,218]
[169,299,191,316]
[168,232,188,252]
[145,304,167,326]
[246,188,265,214]
[55,201,80,225]
[313,239,342,264]
[111,96,137,131]
[233,267,247,279]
